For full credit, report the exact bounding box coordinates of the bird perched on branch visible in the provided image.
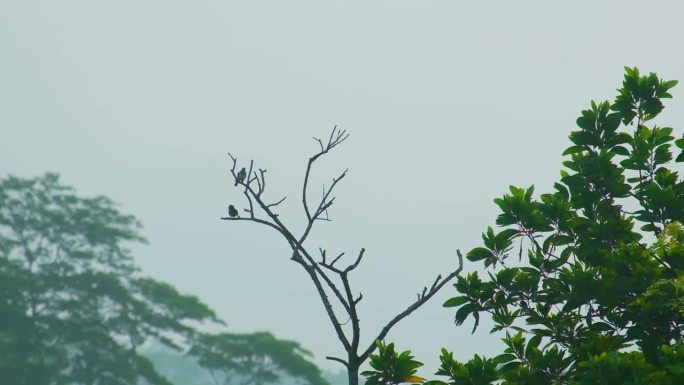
[228,205,239,218]
[235,167,246,186]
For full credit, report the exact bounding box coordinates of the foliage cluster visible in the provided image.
[362,68,684,384]
[361,341,424,385]
[0,174,328,385]
[190,331,328,385]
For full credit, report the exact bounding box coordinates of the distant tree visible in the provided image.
[365,68,684,384]
[0,173,331,385]
[0,173,221,385]
[189,331,329,385]
[222,128,464,385]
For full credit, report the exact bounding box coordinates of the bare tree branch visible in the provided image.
[294,254,352,351]
[243,190,255,218]
[235,176,355,338]
[312,170,347,221]
[359,250,464,362]
[246,160,254,188]
[219,216,282,235]
[223,127,463,384]
[345,248,365,273]
[303,126,349,221]
[257,169,267,197]
[266,196,287,209]
[326,356,349,367]
[331,252,345,267]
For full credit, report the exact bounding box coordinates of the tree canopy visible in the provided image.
[362,68,684,384]
[0,173,328,385]
[189,331,329,385]
[0,173,220,384]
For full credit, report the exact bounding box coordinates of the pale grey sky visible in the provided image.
[2,0,684,376]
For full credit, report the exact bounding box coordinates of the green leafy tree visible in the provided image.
[189,331,329,385]
[0,173,332,385]
[361,341,424,385]
[435,67,684,384]
[0,173,221,385]
[428,350,498,385]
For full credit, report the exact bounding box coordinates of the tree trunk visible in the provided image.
[347,362,360,385]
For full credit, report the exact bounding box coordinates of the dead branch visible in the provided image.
[359,250,464,362]
[266,196,287,209]
[303,126,349,221]
[223,127,463,381]
[326,356,348,367]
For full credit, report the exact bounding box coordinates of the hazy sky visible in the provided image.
[2,0,684,376]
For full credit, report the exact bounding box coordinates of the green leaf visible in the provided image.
[611,146,630,156]
[467,247,494,262]
[494,353,517,364]
[663,79,679,90]
[443,296,470,308]
[563,145,585,156]
[454,304,476,326]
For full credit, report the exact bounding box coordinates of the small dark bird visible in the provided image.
[228,205,239,218]
[235,168,246,186]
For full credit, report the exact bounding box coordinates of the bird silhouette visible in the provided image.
[228,205,239,218]
[235,168,246,186]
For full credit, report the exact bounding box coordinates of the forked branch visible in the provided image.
[222,127,464,382]
[303,126,349,221]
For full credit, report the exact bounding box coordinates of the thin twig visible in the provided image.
[266,196,287,209]
[359,250,464,362]
[331,252,345,267]
[326,356,349,367]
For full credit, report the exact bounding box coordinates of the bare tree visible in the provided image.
[221,127,464,385]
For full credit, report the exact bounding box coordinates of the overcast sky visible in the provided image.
[2,0,684,376]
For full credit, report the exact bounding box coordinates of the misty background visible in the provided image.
[2,0,684,378]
